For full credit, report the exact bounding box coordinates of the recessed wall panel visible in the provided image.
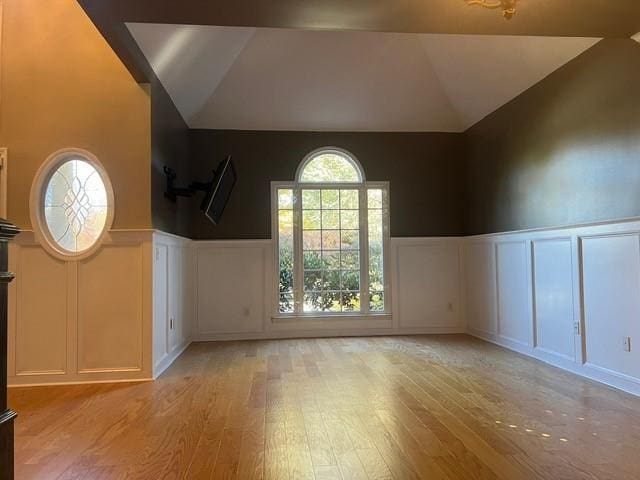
[78,246,144,372]
[496,241,530,346]
[15,247,67,375]
[532,238,575,360]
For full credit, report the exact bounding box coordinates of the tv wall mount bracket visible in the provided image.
[163,166,214,202]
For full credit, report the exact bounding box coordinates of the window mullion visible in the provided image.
[359,186,370,315]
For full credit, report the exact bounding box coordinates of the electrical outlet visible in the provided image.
[623,336,632,352]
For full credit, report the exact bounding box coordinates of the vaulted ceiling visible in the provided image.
[78,0,638,132]
[127,24,599,132]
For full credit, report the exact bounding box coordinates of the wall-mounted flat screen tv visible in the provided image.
[202,156,237,225]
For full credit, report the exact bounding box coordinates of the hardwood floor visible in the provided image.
[8,335,640,479]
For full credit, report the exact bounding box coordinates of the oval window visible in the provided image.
[31,149,114,259]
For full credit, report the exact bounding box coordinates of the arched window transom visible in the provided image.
[297,149,364,183]
[273,148,389,318]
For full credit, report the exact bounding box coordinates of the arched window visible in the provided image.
[30,148,114,260]
[273,148,389,317]
[297,149,363,183]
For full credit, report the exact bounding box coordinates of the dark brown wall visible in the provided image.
[151,79,191,237]
[188,130,465,239]
[464,39,640,235]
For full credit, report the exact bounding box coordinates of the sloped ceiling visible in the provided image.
[127,24,599,132]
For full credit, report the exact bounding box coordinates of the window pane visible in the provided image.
[324,270,340,290]
[323,250,341,270]
[299,152,361,183]
[321,189,339,209]
[279,293,294,313]
[341,210,359,230]
[322,210,339,230]
[302,189,321,209]
[304,250,323,270]
[370,292,384,312]
[44,159,108,253]
[325,292,342,312]
[304,271,322,291]
[368,204,385,311]
[341,271,360,291]
[303,210,321,230]
[341,230,359,250]
[303,230,322,250]
[340,189,359,209]
[303,292,324,312]
[278,208,294,313]
[341,251,359,270]
[368,189,383,208]
[322,230,340,250]
[278,189,294,209]
[341,292,360,312]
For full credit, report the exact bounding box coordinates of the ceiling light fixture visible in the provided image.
[466,0,518,20]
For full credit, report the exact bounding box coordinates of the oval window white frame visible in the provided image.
[30,148,115,261]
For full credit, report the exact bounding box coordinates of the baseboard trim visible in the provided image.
[193,327,466,342]
[153,340,192,379]
[468,329,640,397]
[8,377,153,388]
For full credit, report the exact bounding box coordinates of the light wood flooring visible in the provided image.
[9,335,640,479]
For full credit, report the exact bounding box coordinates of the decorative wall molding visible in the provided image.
[192,237,465,342]
[8,229,154,386]
[152,231,194,379]
[12,218,640,398]
[464,217,640,397]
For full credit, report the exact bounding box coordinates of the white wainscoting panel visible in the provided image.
[14,246,67,376]
[496,241,531,347]
[532,238,576,361]
[9,230,154,386]
[193,238,463,341]
[465,218,640,396]
[196,242,267,337]
[394,240,463,331]
[581,234,640,381]
[77,245,144,373]
[464,242,497,336]
[152,232,194,378]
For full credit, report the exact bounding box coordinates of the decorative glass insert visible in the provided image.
[43,159,108,253]
[298,151,362,183]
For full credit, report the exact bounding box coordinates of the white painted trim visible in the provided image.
[194,326,465,342]
[465,217,640,397]
[470,327,640,397]
[153,339,191,379]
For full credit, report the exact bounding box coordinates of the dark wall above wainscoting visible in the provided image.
[188,130,466,239]
[464,39,640,235]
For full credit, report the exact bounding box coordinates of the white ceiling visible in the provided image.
[127,24,599,132]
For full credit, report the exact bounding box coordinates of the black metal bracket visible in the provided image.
[164,166,194,202]
[164,166,215,203]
